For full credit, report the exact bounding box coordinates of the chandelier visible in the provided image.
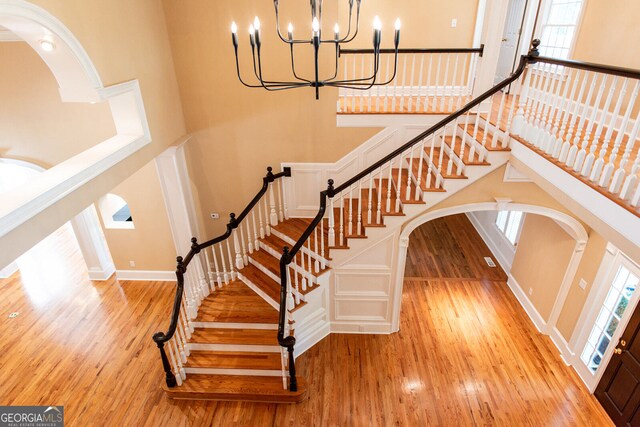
[230,0,401,99]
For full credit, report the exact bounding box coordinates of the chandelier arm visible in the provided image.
[256,45,311,90]
[341,1,361,44]
[321,42,341,83]
[333,47,399,86]
[290,44,312,83]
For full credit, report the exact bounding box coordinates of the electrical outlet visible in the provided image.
[528,288,533,296]
[210,213,220,220]
[129,260,136,268]
[451,18,457,28]
[579,278,587,290]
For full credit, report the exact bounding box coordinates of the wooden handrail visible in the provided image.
[339,45,484,56]
[534,56,640,80]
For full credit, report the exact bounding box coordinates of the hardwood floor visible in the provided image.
[0,214,612,426]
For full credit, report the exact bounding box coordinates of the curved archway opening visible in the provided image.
[0,158,114,295]
[0,0,150,263]
[392,202,588,340]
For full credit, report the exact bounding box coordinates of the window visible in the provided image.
[98,193,135,229]
[495,211,524,245]
[581,265,640,372]
[538,0,584,59]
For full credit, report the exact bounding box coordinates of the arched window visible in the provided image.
[98,194,135,229]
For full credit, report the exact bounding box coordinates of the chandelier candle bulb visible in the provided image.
[334,23,340,41]
[288,22,293,40]
[312,17,320,37]
[249,24,255,48]
[231,22,238,48]
[253,17,262,49]
[395,18,401,46]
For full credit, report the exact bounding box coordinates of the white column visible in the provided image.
[155,140,208,290]
[70,205,115,280]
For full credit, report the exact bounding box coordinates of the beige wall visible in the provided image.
[0,0,186,270]
[510,214,576,320]
[99,161,175,271]
[573,0,640,68]
[556,230,608,340]
[163,0,480,238]
[0,42,115,167]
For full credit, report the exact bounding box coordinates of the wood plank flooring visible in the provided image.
[0,214,612,426]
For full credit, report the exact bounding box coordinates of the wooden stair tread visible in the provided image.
[391,168,425,204]
[163,374,307,403]
[184,350,281,370]
[239,263,281,303]
[190,328,279,346]
[443,136,491,166]
[425,147,468,179]
[461,123,511,152]
[196,281,279,324]
[260,233,290,255]
[410,158,446,192]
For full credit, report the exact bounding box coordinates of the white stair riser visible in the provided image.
[188,343,281,353]
[191,321,278,330]
[184,368,282,377]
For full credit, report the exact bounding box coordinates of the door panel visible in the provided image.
[495,0,527,83]
[596,287,640,426]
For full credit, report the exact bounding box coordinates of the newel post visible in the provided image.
[267,166,279,226]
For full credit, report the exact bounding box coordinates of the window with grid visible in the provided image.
[495,211,524,245]
[581,265,640,373]
[538,0,584,59]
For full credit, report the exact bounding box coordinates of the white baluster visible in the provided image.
[427,132,437,189]
[408,54,416,112]
[415,137,426,200]
[328,196,336,247]
[436,127,446,187]
[621,138,640,202]
[211,246,222,288]
[565,72,593,167]
[384,56,390,112]
[263,196,271,236]
[219,243,229,284]
[440,53,450,112]
[491,91,507,149]
[357,179,363,236]
[359,55,365,112]
[367,172,374,225]
[540,64,563,152]
[435,55,442,112]
[299,251,307,292]
[320,213,326,269]
[559,70,585,163]
[579,74,610,176]
[395,153,404,212]
[276,179,284,222]
[424,55,433,113]
[571,73,600,171]
[252,211,260,251]
[313,225,320,272]
[386,160,393,213]
[376,166,383,224]
[233,228,244,270]
[392,55,400,112]
[239,223,248,265]
[286,265,296,309]
[203,246,214,291]
[449,53,459,112]
[339,192,345,246]
[367,56,373,112]
[610,81,640,194]
[306,239,314,286]
[549,68,575,157]
[226,240,236,280]
[416,55,425,112]
[399,55,408,111]
[406,144,415,201]
[597,78,629,186]
[348,184,353,236]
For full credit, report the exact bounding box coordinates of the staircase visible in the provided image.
[153,40,640,402]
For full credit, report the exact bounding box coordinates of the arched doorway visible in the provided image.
[0,0,151,269]
[391,202,588,347]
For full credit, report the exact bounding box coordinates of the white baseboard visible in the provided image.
[330,322,393,334]
[506,274,547,333]
[115,270,176,281]
[549,326,575,366]
[88,264,115,281]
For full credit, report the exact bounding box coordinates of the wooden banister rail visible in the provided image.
[339,45,484,56]
[152,166,291,388]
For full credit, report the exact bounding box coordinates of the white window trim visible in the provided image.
[535,0,588,60]
[570,243,640,391]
